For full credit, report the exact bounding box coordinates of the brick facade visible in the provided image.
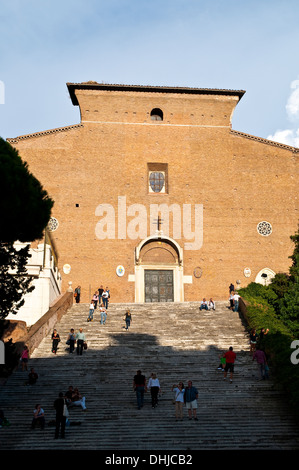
[7,82,299,303]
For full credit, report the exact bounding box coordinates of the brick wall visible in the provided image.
[7,85,299,303]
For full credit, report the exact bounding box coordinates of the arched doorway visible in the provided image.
[255,268,276,286]
[134,235,184,303]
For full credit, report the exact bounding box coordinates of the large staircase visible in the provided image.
[1,301,299,450]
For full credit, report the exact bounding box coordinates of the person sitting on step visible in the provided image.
[199,298,209,310]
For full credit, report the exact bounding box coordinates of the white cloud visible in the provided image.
[286,79,299,120]
[267,78,299,148]
[267,128,299,147]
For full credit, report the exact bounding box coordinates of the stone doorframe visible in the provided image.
[134,234,185,303]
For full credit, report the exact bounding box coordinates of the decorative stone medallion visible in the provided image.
[116,265,125,277]
[244,267,251,278]
[63,264,71,274]
[193,267,202,278]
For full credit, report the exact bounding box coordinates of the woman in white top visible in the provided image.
[147,373,161,408]
[172,382,185,421]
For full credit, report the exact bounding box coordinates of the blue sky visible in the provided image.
[1,0,299,146]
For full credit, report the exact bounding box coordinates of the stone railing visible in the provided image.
[238,296,249,325]
[3,291,73,361]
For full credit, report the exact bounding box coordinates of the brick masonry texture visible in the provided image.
[7,83,299,303]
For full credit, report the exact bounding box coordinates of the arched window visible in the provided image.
[150,108,163,121]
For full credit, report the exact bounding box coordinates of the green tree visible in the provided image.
[279,226,299,334]
[0,138,54,320]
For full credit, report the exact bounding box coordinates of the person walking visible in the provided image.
[233,291,240,312]
[99,303,107,325]
[147,373,161,408]
[223,347,237,383]
[185,380,199,421]
[67,328,76,354]
[74,285,81,303]
[51,329,60,354]
[102,288,109,309]
[252,347,268,380]
[20,345,29,371]
[54,392,67,439]
[229,291,234,310]
[87,300,95,322]
[172,382,185,421]
[76,328,86,355]
[92,291,99,309]
[133,370,147,410]
[250,329,258,355]
[124,310,132,330]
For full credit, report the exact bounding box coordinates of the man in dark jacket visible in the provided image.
[185,381,199,421]
[54,392,67,439]
[133,370,147,410]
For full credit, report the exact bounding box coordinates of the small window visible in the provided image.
[150,108,163,121]
[149,171,165,193]
[148,163,168,194]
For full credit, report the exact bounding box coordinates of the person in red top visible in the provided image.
[223,347,236,383]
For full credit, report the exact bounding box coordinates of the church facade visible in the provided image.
[7,82,299,303]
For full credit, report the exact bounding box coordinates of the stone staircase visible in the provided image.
[1,301,299,450]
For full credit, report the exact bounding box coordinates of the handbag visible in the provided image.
[83,341,87,350]
[63,401,69,418]
[66,339,70,345]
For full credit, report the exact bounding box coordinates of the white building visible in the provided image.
[7,240,62,326]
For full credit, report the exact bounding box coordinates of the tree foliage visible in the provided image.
[0,137,53,243]
[0,138,54,321]
[0,243,35,318]
[239,225,299,336]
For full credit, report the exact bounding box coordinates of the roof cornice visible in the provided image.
[231,129,299,153]
[66,81,246,106]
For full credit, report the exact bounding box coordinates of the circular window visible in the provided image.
[47,217,59,232]
[149,172,165,193]
[257,221,272,236]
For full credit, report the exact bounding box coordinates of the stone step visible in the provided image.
[1,300,299,450]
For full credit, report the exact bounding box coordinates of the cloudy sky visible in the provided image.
[1,0,299,147]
